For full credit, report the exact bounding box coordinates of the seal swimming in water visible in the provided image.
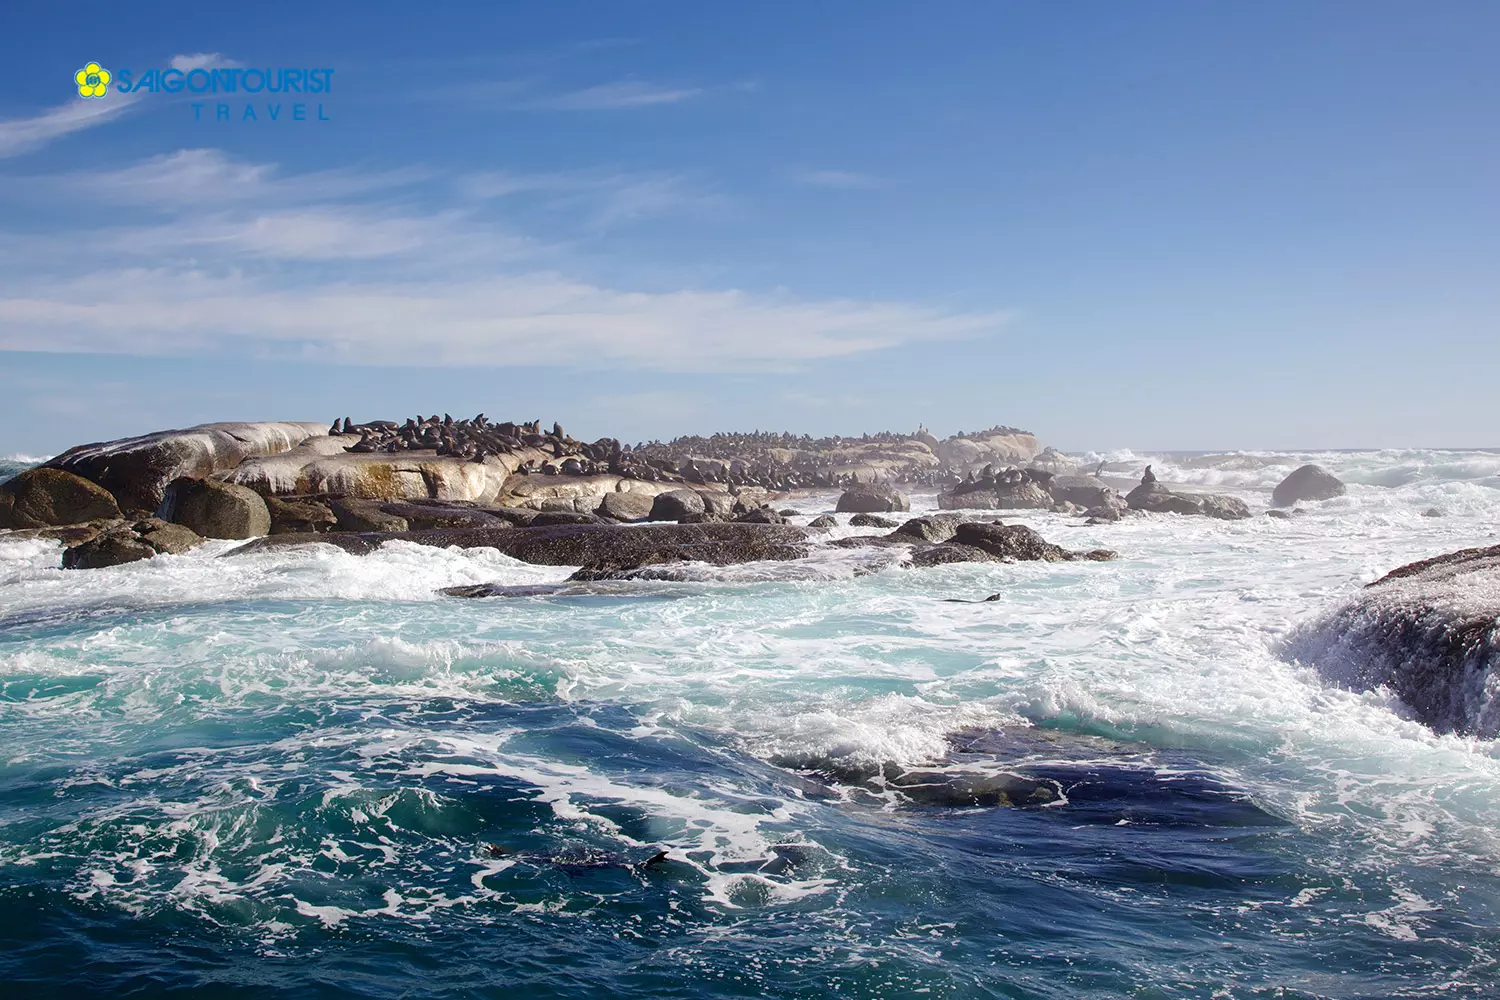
[942,593,1003,603]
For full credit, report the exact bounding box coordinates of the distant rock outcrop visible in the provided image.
[1272,465,1347,506]
[1289,545,1500,738]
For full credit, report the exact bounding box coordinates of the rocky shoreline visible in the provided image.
[1,420,1366,579]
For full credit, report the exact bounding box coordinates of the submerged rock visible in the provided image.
[228,521,809,573]
[849,513,899,529]
[1272,464,1346,507]
[1289,544,1500,738]
[61,528,157,569]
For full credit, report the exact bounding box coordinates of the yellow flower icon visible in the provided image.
[75,62,112,99]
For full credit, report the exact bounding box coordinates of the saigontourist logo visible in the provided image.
[72,60,333,122]
[74,62,112,99]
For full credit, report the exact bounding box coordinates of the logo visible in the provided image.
[74,61,112,99]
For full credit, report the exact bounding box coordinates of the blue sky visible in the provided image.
[1,2,1496,455]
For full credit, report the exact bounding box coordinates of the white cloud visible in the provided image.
[0,54,231,158]
[0,95,144,158]
[0,149,1007,371]
[0,268,1005,371]
[459,168,717,227]
[528,80,703,110]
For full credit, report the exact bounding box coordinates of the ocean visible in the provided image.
[2,448,1498,998]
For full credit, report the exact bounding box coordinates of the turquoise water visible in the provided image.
[2,450,1499,997]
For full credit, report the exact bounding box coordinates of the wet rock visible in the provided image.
[1047,475,1122,510]
[370,500,506,531]
[1422,508,1444,518]
[61,528,156,569]
[835,483,910,514]
[1272,464,1346,506]
[158,478,271,539]
[701,492,737,519]
[938,478,1052,511]
[1197,494,1253,521]
[732,506,787,524]
[650,489,707,522]
[266,496,337,534]
[952,521,1071,561]
[1290,544,1500,738]
[597,490,656,523]
[229,522,809,573]
[529,510,606,526]
[849,513,899,529]
[0,467,121,529]
[892,514,962,543]
[807,514,838,530]
[1126,483,1250,520]
[907,543,1002,567]
[329,497,411,533]
[133,517,205,554]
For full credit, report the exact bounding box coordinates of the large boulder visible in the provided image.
[952,521,1072,562]
[1273,465,1346,507]
[47,421,327,513]
[133,517,205,554]
[1126,483,1250,520]
[938,479,1051,511]
[159,478,271,539]
[892,514,962,543]
[597,490,656,523]
[649,489,707,522]
[1289,545,1500,738]
[1047,475,1122,510]
[835,484,910,514]
[329,497,410,533]
[266,496,337,534]
[0,467,121,528]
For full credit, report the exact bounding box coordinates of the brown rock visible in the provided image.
[0,467,121,528]
[159,478,271,539]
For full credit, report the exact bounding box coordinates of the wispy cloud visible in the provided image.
[526,80,703,110]
[458,168,718,227]
[0,53,231,158]
[0,149,1007,372]
[794,169,881,190]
